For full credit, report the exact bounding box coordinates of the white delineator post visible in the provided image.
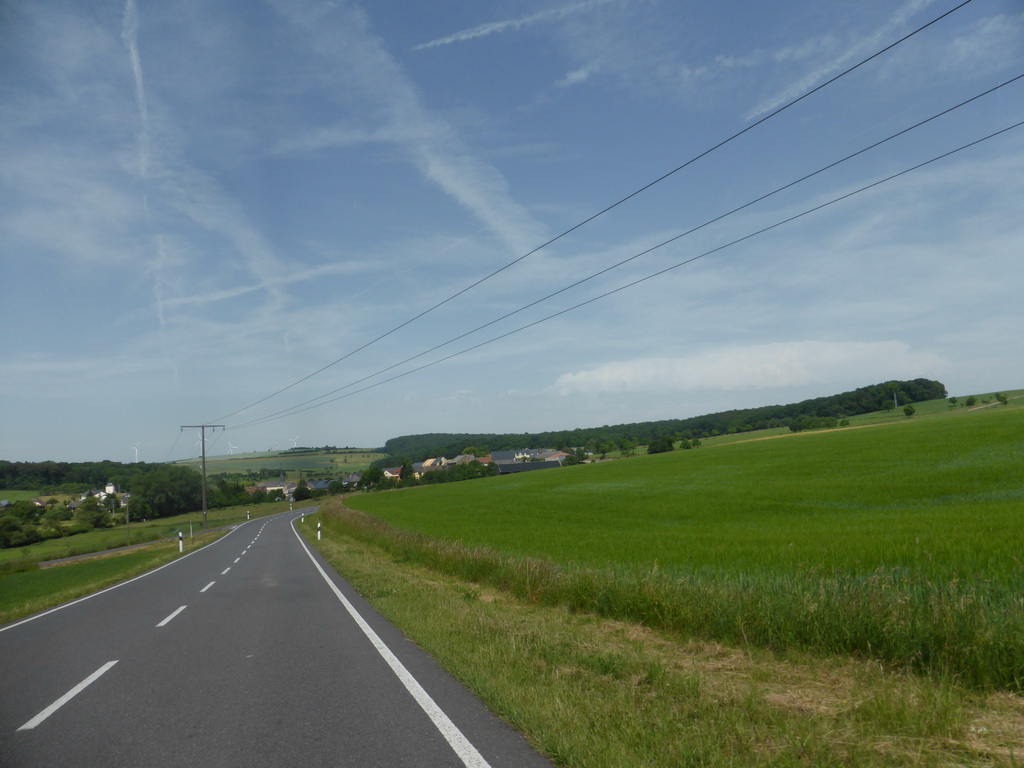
[317,521,321,541]
[178,531,183,553]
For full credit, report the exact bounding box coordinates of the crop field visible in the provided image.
[0,490,46,502]
[174,450,384,477]
[348,404,1023,580]
[345,402,1024,689]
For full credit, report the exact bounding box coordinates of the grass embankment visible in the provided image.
[0,532,224,626]
[303,509,1024,768]
[0,498,315,566]
[343,404,1024,692]
[0,499,315,625]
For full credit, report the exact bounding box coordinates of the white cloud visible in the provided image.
[553,341,948,395]
[946,12,1024,75]
[556,64,600,88]
[268,0,548,256]
[743,0,942,120]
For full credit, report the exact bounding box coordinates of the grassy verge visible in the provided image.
[0,532,227,626]
[0,498,316,565]
[345,407,1024,691]
[300,508,1024,768]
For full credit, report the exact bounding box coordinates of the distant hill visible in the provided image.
[382,378,947,461]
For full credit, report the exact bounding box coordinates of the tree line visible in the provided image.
[382,379,947,461]
[0,463,327,549]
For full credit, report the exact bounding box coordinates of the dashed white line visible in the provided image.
[18,661,119,731]
[221,567,231,575]
[234,558,240,564]
[0,519,247,635]
[200,581,216,593]
[157,606,187,627]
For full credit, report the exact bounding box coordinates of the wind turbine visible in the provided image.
[228,441,239,455]
[290,435,300,449]
[131,443,139,463]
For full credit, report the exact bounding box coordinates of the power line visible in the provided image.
[225,74,1022,429]
[211,0,976,425]
[162,429,184,463]
[227,118,1024,430]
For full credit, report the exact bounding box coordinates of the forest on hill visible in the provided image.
[0,379,947,486]
[382,378,947,461]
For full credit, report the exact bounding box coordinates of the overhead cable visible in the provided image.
[227,117,1024,430]
[226,74,1022,429]
[210,0,976,425]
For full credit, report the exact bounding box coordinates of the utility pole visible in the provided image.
[181,424,224,527]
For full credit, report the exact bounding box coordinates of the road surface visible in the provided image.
[0,510,553,767]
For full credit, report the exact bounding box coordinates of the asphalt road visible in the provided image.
[0,511,553,767]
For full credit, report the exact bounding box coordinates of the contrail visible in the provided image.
[414,0,621,51]
[121,0,149,177]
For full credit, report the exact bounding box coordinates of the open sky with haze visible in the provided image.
[2,0,1022,463]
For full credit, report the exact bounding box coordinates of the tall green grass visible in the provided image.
[340,406,1024,691]
[306,517,1023,768]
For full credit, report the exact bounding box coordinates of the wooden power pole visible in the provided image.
[181,424,224,526]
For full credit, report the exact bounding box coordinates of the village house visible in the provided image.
[245,479,296,499]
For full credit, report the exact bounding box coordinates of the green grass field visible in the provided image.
[305,515,1024,768]
[173,450,385,477]
[0,533,227,625]
[0,490,48,502]
[348,403,1023,581]
[344,399,1024,690]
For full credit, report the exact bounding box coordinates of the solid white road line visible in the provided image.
[200,581,215,593]
[157,606,187,627]
[290,519,492,768]
[17,661,119,731]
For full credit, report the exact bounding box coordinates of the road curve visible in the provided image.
[0,510,553,767]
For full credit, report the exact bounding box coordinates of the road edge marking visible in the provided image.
[290,516,492,768]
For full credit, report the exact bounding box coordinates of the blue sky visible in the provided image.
[2,0,1022,463]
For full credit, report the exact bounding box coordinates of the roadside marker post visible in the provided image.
[177,531,183,553]
[317,521,321,541]
[247,510,250,520]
